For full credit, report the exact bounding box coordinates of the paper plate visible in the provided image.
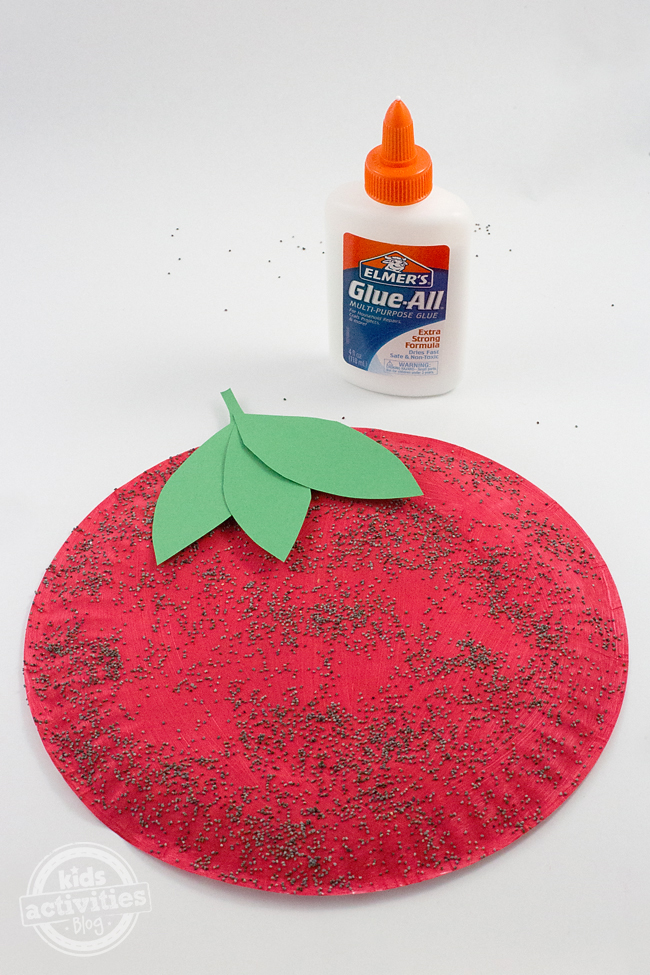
[24,430,627,894]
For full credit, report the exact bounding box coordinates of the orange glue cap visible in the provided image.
[364,100,433,206]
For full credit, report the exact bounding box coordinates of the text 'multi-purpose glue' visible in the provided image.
[326,100,472,396]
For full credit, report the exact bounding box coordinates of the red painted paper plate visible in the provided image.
[24,429,627,894]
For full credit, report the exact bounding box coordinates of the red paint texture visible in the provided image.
[24,430,627,894]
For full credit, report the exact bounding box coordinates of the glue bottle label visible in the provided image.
[342,234,450,376]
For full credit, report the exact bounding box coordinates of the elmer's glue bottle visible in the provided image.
[326,100,472,396]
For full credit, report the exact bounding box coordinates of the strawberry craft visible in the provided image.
[24,392,627,894]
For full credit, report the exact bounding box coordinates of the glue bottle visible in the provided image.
[326,100,472,396]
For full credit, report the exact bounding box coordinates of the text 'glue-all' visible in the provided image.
[326,100,472,396]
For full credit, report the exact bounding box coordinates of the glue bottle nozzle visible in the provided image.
[364,100,433,206]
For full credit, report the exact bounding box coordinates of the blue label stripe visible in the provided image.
[342,268,448,371]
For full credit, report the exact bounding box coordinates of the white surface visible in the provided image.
[2,2,649,973]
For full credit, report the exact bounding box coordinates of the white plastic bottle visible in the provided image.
[326,100,472,396]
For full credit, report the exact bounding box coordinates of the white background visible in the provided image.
[2,1,649,972]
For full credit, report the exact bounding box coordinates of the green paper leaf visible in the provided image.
[233,413,422,499]
[223,425,311,561]
[152,424,232,564]
[152,390,423,566]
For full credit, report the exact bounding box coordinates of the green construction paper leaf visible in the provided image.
[152,390,423,566]
[152,424,232,564]
[233,412,423,499]
[223,425,311,561]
